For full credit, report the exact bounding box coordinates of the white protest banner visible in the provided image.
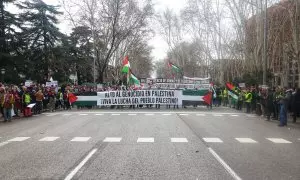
[97,90,181,106]
[25,80,33,87]
[46,81,58,87]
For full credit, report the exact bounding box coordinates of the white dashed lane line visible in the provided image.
[230,115,239,117]
[39,137,60,142]
[171,138,188,143]
[203,138,223,143]
[70,137,91,142]
[179,114,189,116]
[145,114,154,116]
[111,114,120,116]
[8,137,31,142]
[63,114,72,116]
[235,138,257,143]
[128,114,137,116]
[137,137,154,143]
[213,114,224,117]
[103,137,122,142]
[162,114,171,116]
[266,138,292,144]
[95,114,104,116]
[79,114,88,116]
[196,114,206,116]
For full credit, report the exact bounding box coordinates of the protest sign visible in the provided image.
[97,90,181,106]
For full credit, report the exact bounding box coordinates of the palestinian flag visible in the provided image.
[121,56,130,73]
[168,62,182,73]
[130,72,140,86]
[225,82,239,100]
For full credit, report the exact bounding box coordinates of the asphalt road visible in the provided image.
[0,107,299,180]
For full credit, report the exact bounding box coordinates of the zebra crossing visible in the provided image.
[0,136,298,144]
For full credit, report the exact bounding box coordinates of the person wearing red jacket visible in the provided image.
[0,89,15,122]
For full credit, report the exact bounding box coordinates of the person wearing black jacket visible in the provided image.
[292,89,300,123]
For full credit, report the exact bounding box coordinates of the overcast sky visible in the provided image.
[10,0,187,61]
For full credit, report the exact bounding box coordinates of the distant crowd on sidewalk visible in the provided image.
[212,86,300,127]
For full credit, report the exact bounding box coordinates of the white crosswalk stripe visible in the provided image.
[103,137,122,142]
[8,137,31,142]
[213,114,224,117]
[145,114,154,116]
[137,137,154,143]
[39,137,60,142]
[230,115,239,117]
[235,138,257,143]
[71,137,91,142]
[162,114,171,116]
[203,138,223,143]
[171,138,188,143]
[266,138,292,144]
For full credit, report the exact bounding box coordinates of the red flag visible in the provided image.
[203,91,212,105]
[69,93,78,104]
[226,82,235,91]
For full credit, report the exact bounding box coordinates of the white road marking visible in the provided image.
[208,147,242,180]
[196,114,206,116]
[64,148,97,180]
[0,141,10,147]
[203,138,223,143]
[171,138,188,143]
[213,114,224,117]
[230,115,239,117]
[162,114,171,116]
[95,114,104,116]
[137,137,154,143]
[266,138,292,144]
[39,137,60,142]
[103,137,122,142]
[235,138,257,143]
[8,137,31,142]
[179,114,189,116]
[71,137,91,142]
[111,114,120,116]
[79,114,88,116]
[128,114,137,116]
[63,114,72,116]
[145,114,154,116]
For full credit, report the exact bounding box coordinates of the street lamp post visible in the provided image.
[1,68,5,83]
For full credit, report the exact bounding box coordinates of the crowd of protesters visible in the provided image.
[0,83,80,122]
[213,86,300,127]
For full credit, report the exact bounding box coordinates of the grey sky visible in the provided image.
[7,0,187,61]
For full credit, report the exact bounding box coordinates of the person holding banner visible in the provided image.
[1,89,15,122]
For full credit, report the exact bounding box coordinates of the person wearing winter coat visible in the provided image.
[292,89,300,123]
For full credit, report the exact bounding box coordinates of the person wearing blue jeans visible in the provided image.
[279,103,287,126]
[3,107,12,122]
